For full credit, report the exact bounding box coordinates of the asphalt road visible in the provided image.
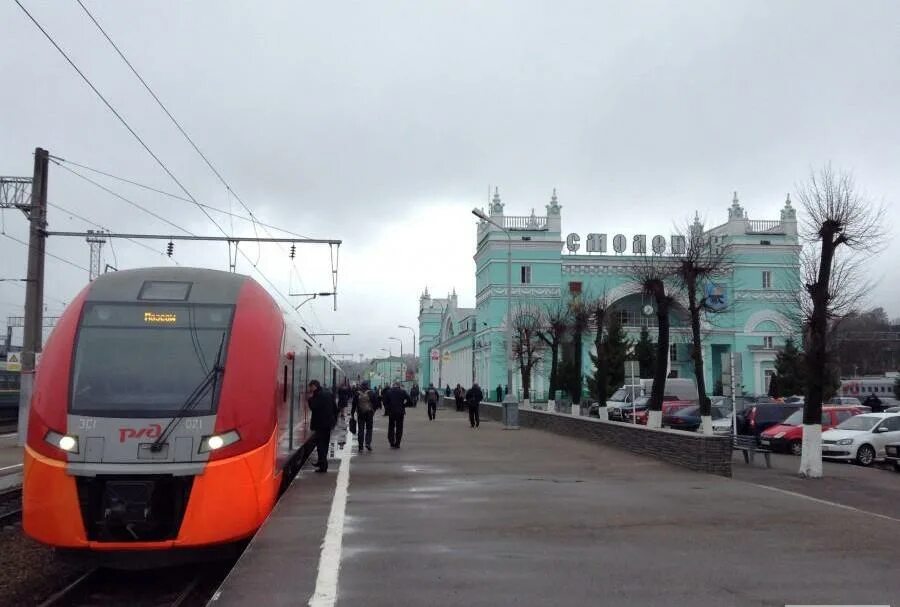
[733,448,900,520]
[242,407,900,607]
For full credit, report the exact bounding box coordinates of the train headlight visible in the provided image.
[199,430,240,453]
[45,430,79,454]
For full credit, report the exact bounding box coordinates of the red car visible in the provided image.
[632,399,694,425]
[759,405,864,455]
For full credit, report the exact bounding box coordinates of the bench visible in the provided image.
[732,435,771,468]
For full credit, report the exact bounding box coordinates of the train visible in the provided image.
[840,375,898,400]
[22,267,342,564]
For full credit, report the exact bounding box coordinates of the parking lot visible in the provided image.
[733,450,900,520]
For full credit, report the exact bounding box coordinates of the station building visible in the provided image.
[418,189,801,399]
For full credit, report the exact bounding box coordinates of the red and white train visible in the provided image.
[23,267,341,562]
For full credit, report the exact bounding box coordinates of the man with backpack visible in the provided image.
[425,383,440,421]
[351,382,379,452]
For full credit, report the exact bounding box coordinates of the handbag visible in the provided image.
[349,417,357,434]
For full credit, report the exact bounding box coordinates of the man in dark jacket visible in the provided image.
[409,384,420,407]
[424,383,440,421]
[351,382,379,452]
[383,382,411,448]
[337,382,352,420]
[465,383,484,428]
[308,380,336,473]
[454,384,465,412]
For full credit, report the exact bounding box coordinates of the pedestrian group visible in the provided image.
[306,378,489,473]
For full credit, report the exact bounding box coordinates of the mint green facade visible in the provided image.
[419,189,801,400]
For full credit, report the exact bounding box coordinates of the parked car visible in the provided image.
[883,442,900,472]
[821,412,900,466]
[735,403,802,438]
[827,396,862,406]
[632,400,694,425]
[663,403,731,432]
[759,405,864,455]
[885,406,900,413]
[711,411,734,435]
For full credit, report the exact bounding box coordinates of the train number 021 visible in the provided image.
[184,419,203,430]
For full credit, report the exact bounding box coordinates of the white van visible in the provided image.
[639,378,698,402]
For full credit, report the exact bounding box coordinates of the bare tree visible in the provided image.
[670,215,733,434]
[512,302,545,403]
[537,299,570,404]
[796,165,884,478]
[585,292,611,405]
[565,294,591,406]
[629,255,678,428]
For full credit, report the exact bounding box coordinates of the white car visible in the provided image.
[821,412,900,466]
[710,412,734,435]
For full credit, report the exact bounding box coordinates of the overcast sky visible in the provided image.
[2,1,898,358]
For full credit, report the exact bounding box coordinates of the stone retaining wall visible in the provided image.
[476,402,731,477]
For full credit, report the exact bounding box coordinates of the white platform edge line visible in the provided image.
[749,482,900,524]
[308,439,353,607]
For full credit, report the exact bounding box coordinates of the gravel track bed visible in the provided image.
[0,524,89,606]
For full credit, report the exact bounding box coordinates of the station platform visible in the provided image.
[211,407,900,607]
[0,431,22,490]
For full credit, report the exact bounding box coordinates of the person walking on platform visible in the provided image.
[380,385,390,416]
[384,381,411,448]
[496,384,503,403]
[425,383,440,421]
[409,383,420,407]
[445,385,451,397]
[308,380,335,473]
[352,382,379,452]
[337,381,352,420]
[454,384,465,412]
[465,382,484,428]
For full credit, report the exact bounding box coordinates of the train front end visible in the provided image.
[23,268,284,556]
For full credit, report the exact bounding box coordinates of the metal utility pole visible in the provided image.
[86,229,107,281]
[19,148,49,445]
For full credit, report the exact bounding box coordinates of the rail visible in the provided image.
[502,215,548,231]
[746,220,784,234]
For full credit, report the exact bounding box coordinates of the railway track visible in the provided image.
[37,562,232,607]
[0,486,22,524]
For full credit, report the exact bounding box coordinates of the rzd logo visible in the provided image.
[119,423,162,443]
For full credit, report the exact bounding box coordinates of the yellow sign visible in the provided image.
[442,351,450,362]
[144,311,177,324]
[6,352,21,372]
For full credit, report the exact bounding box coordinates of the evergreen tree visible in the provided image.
[768,374,781,398]
[774,338,805,396]
[603,316,630,396]
[634,326,656,379]
[588,316,631,402]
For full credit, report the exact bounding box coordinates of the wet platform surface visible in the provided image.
[213,407,900,607]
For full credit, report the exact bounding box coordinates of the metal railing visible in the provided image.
[746,220,784,234]
[503,215,548,231]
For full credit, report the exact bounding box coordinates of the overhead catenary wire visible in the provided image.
[72,3,333,330]
[13,0,228,237]
[1,232,90,273]
[49,157,311,239]
[18,1,329,335]
[47,201,178,264]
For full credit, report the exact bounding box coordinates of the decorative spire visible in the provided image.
[546,187,561,216]
[490,186,504,216]
[728,190,746,220]
[781,192,796,221]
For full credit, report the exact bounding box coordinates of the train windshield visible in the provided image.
[71,303,233,416]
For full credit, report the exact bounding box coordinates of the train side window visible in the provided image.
[282,365,288,402]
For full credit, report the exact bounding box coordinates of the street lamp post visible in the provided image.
[472,207,518,429]
[398,324,416,383]
[389,336,403,381]
[380,347,392,385]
